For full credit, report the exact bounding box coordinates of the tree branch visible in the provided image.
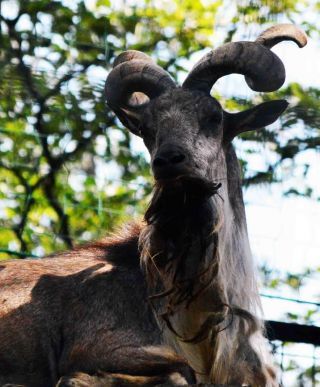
[44,63,92,101]
[0,161,34,253]
[0,248,38,259]
[43,173,73,249]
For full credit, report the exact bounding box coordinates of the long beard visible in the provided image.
[139,176,277,385]
[139,176,228,342]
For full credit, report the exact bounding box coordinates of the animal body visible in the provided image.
[0,24,307,386]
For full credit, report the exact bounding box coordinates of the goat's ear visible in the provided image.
[109,92,149,136]
[113,107,143,136]
[223,100,288,142]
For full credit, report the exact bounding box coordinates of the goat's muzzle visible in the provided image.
[152,144,191,181]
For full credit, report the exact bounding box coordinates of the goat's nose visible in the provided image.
[152,146,187,179]
[153,152,186,168]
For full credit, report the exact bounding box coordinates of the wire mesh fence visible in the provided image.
[267,321,320,386]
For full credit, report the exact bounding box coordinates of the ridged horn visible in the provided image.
[183,24,307,93]
[112,50,153,68]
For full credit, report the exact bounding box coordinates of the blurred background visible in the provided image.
[0,0,319,385]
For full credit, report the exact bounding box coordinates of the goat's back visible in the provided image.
[0,224,163,386]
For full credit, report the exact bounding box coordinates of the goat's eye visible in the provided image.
[201,113,221,130]
[139,124,155,140]
[139,124,148,136]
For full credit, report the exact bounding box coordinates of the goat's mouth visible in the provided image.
[145,174,221,232]
[155,175,221,199]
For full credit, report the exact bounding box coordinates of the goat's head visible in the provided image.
[105,24,306,198]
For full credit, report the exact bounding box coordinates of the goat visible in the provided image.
[0,24,306,386]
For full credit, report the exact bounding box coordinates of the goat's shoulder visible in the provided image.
[80,221,142,267]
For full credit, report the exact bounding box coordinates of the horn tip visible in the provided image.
[255,24,308,49]
[272,99,289,113]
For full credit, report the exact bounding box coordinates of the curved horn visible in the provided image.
[255,24,307,49]
[105,50,176,111]
[183,24,307,93]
